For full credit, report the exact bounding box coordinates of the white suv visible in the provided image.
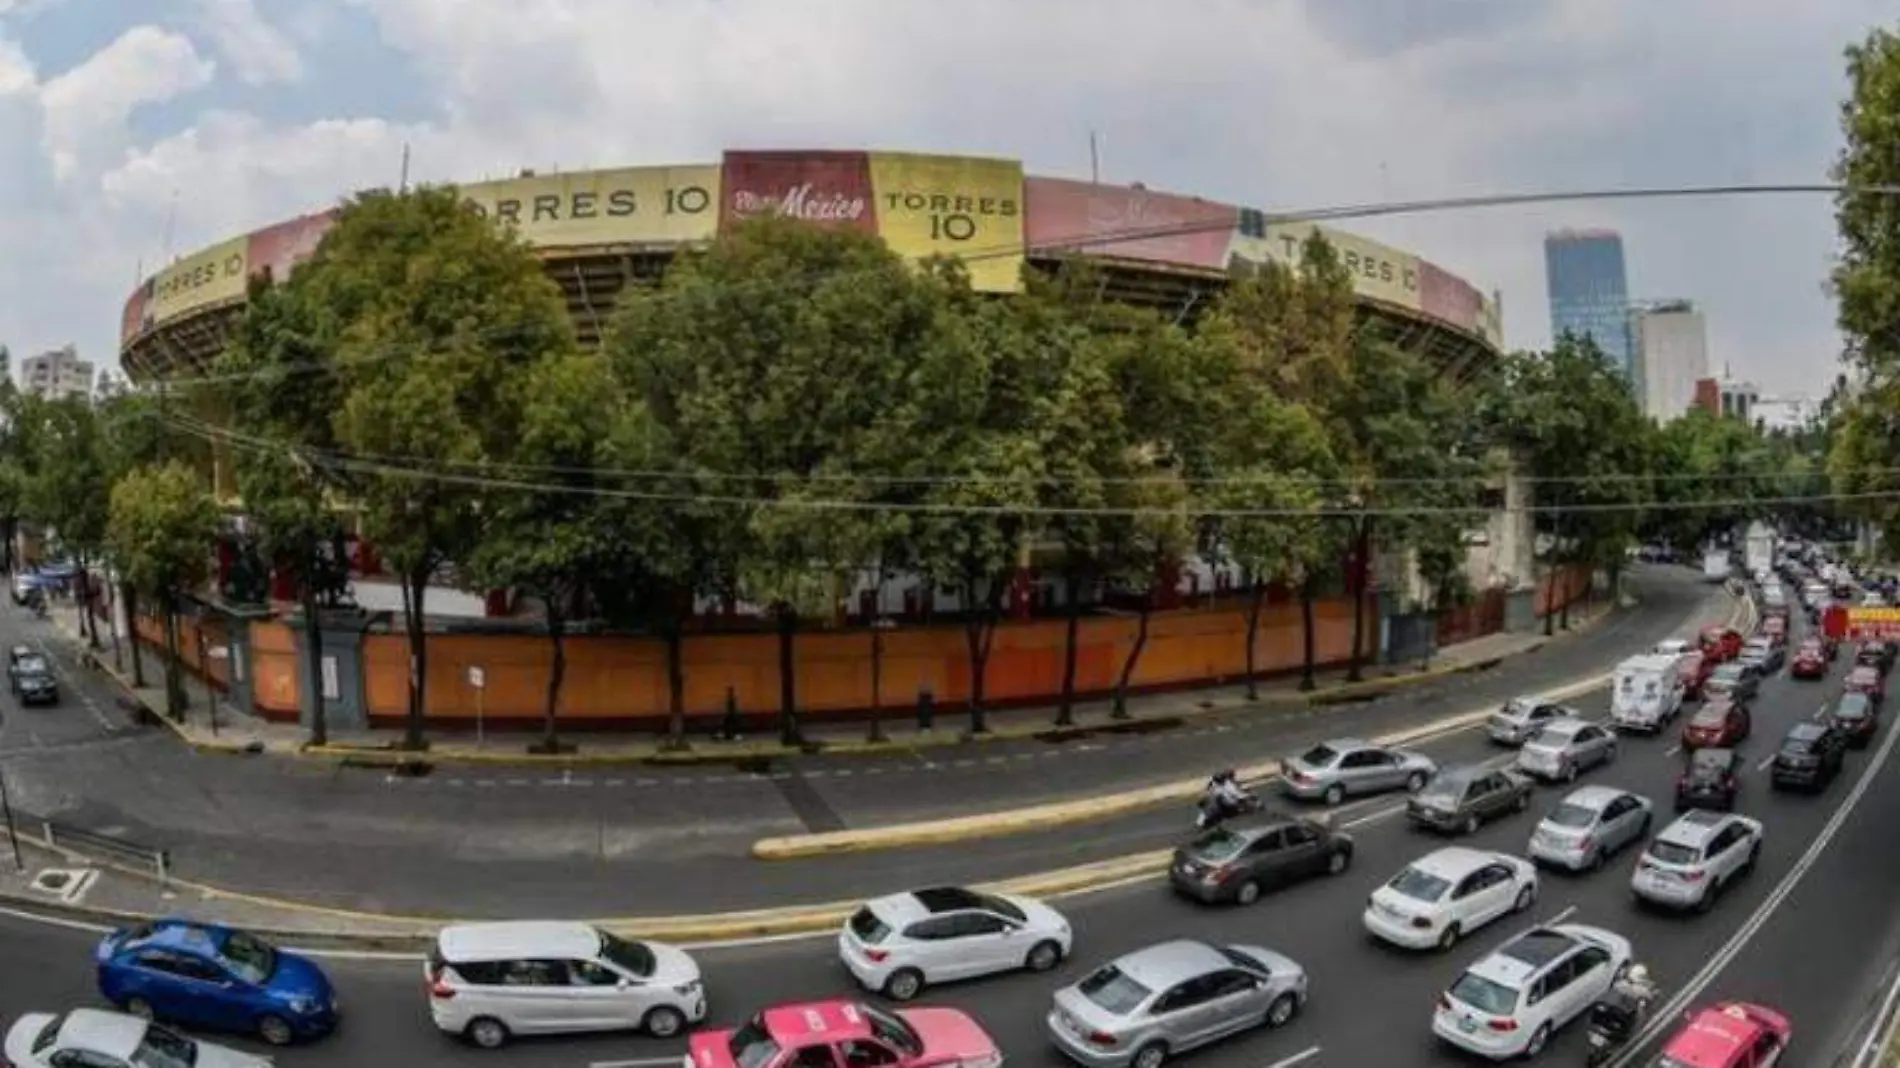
[1630,810,1763,912]
[838,885,1073,1001]
[1431,923,1633,1060]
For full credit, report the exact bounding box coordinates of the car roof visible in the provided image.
[437,921,601,962]
[57,1010,146,1061]
[1850,665,1880,679]
[760,1001,876,1044]
[1110,939,1232,988]
[1665,1005,1769,1065]
[1406,846,1504,880]
[1657,809,1731,845]
[1556,785,1628,810]
[1530,716,1591,737]
[1622,653,1678,670]
[1427,764,1486,787]
[866,886,999,923]
[1785,722,1827,741]
[1689,747,1737,769]
[1467,928,1583,988]
[122,918,231,955]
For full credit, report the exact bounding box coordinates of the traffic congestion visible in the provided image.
[0,538,1890,1068]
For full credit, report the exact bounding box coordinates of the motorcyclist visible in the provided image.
[1204,769,1255,820]
[1610,963,1658,1011]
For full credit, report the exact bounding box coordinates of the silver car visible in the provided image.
[1527,785,1653,872]
[1280,739,1436,806]
[1485,697,1573,746]
[1047,940,1306,1068]
[1514,718,1617,782]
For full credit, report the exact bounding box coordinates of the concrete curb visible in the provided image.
[115,606,1613,769]
[750,590,1745,860]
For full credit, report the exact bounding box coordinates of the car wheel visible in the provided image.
[1437,923,1462,950]
[1323,783,1345,806]
[884,968,925,1001]
[645,1006,687,1038]
[1586,847,1605,873]
[1327,849,1351,874]
[1513,791,1530,812]
[1513,883,1536,913]
[1462,813,1481,836]
[1744,842,1761,873]
[1236,880,1262,906]
[125,997,154,1020]
[1638,812,1653,837]
[1265,992,1298,1029]
[466,1017,510,1050]
[1604,744,1619,765]
[1526,1023,1553,1057]
[1132,1042,1168,1068]
[1562,760,1577,783]
[1026,940,1063,972]
[1406,771,1428,792]
[258,1015,295,1047]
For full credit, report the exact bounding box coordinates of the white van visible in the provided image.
[1702,548,1730,582]
[1610,653,1684,733]
[426,921,706,1048]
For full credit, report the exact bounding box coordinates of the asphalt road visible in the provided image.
[5,590,1892,1068]
[0,570,1720,917]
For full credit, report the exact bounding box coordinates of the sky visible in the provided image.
[0,0,1890,398]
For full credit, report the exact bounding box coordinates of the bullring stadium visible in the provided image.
[118,147,1504,383]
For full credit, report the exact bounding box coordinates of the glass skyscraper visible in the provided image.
[1544,229,1633,377]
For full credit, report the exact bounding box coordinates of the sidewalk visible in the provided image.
[48,599,1618,768]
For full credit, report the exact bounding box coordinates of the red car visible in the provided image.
[1701,626,1744,662]
[1846,664,1887,707]
[691,1001,1002,1068]
[1653,1002,1790,1068]
[1682,697,1752,750]
[1761,615,1788,645]
[1679,651,1716,698]
[1790,638,1829,679]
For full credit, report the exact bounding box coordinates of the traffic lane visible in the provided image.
[805,570,1715,823]
[0,608,146,751]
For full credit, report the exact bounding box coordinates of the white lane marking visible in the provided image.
[1664,744,1681,757]
[1755,753,1776,772]
[1608,689,1900,1067]
[0,904,111,934]
[1849,953,1900,1068]
[1261,1047,1322,1068]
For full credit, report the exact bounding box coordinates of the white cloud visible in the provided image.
[37,25,213,180]
[189,0,304,85]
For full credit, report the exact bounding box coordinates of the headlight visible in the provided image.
[286,994,319,1014]
[675,980,702,995]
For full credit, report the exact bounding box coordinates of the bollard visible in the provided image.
[917,686,935,731]
[718,686,743,741]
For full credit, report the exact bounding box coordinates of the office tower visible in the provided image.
[1633,300,1710,421]
[1545,229,1634,376]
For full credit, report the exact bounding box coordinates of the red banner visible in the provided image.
[1826,605,1900,641]
[1419,260,1483,333]
[1023,177,1237,270]
[120,278,154,346]
[719,150,877,234]
[247,209,336,285]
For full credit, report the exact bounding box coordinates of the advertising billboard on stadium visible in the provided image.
[1229,219,1422,312]
[867,152,1024,292]
[1419,260,1484,334]
[121,278,154,346]
[720,150,878,234]
[247,209,337,285]
[1023,176,1236,272]
[463,165,722,248]
[149,236,249,326]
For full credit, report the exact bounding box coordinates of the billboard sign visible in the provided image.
[120,278,154,346]
[149,236,249,326]
[1419,260,1483,334]
[464,165,721,248]
[1825,605,1900,641]
[1023,176,1236,272]
[867,152,1025,292]
[247,209,336,285]
[1228,220,1422,312]
[720,150,877,233]
[1478,290,1504,349]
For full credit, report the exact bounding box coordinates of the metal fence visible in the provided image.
[39,820,170,885]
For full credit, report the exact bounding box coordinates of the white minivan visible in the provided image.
[1610,653,1683,733]
[426,921,706,1049]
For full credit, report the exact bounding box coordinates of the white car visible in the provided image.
[1527,786,1654,872]
[1363,847,1538,951]
[1653,638,1691,656]
[1432,924,1634,1060]
[1630,810,1764,912]
[6,1009,270,1068]
[839,885,1072,1000]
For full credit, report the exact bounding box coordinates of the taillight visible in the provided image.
[864,949,889,963]
[1579,837,1594,853]
[1436,995,1452,1012]
[1085,1031,1119,1047]
[1681,869,1706,882]
[429,976,456,999]
[1487,1019,1520,1032]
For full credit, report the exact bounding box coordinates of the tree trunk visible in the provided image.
[1347,518,1371,682]
[75,561,98,649]
[776,605,801,747]
[1244,577,1267,701]
[301,566,327,747]
[1543,559,1560,637]
[962,586,1000,722]
[1561,566,1574,630]
[0,516,13,574]
[1112,602,1153,719]
[124,581,146,687]
[1055,571,1083,726]
[162,592,186,720]
[540,596,567,754]
[867,624,886,742]
[1299,573,1319,692]
[663,618,687,747]
[400,568,430,752]
[105,577,123,671]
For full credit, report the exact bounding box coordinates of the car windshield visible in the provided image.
[15,654,47,673]
[1711,665,1744,682]
[728,1018,781,1068]
[1298,744,1339,766]
[1188,828,1248,862]
[863,1004,923,1057]
[1835,695,1871,720]
[1647,840,1701,865]
[1079,964,1153,1015]
[1544,802,1598,829]
[598,930,655,977]
[973,892,1026,922]
[1449,972,1519,1016]
[1689,751,1731,776]
[1691,706,1731,727]
[1416,777,1467,805]
[218,929,277,984]
[849,907,892,944]
[1388,866,1451,902]
[131,1024,198,1068]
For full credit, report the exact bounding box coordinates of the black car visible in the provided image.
[1827,691,1880,749]
[1169,814,1354,905]
[1703,662,1761,703]
[1675,747,1741,812]
[1771,722,1848,790]
[7,649,58,705]
[1856,641,1898,674]
[1405,765,1534,835]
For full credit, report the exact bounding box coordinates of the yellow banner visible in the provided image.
[1230,222,1422,312]
[868,152,1024,292]
[461,165,722,248]
[150,237,249,325]
[1478,290,1504,349]
[1849,607,1900,625]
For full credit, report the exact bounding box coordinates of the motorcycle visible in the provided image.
[1194,789,1261,829]
[1584,992,1650,1067]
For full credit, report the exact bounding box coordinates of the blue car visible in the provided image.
[94,918,338,1045]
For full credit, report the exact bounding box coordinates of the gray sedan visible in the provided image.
[1527,785,1653,872]
[1280,739,1437,806]
[1514,718,1618,782]
[1739,637,1785,674]
[1047,940,1307,1068]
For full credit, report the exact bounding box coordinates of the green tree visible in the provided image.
[26,397,111,650]
[106,462,220,718]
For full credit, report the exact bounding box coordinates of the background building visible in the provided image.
[18,344,96,400]
[1545,229,1634,379]
[1693,374,1760,421]
[1633,299,1709,422]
